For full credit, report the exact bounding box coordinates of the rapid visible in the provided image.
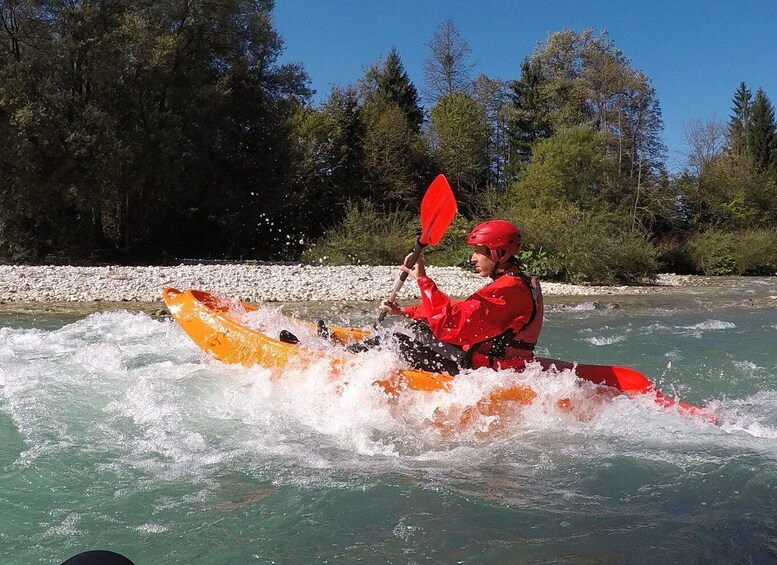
[1,291,775,563]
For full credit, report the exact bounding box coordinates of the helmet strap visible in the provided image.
[491,254,518,279]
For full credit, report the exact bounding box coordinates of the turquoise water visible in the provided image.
[1,288,776,563]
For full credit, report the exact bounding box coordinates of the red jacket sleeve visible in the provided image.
[401,275,533,349]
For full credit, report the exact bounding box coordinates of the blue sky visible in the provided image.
[273,0,777,172]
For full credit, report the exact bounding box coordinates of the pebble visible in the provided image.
[0,265,691,303]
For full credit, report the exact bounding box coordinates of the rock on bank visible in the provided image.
[0,264,686,303]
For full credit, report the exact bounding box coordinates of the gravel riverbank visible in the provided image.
[0,264,700,304]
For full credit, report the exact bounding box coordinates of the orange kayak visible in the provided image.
[162,288,507,396]
[162,288,712,422]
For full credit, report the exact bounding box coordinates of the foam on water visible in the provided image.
[641,319,741,338]
[0,305,774,550]
[548,301,598,312]
[580,325,630,346]
[3,303,775,562]
[584,334,627,346]
[682,319,738,331]
[2,310,775,481]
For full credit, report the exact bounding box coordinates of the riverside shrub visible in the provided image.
[302,202,469,267]
[514,205,660,284]
[301,201,416,265]
[688,229,777,275]
[304,199,661,284]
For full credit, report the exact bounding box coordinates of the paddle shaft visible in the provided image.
[377,240,426,323]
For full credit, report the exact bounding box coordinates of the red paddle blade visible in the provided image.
[419,174,457,246]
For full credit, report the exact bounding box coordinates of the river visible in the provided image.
[1,283,775,563]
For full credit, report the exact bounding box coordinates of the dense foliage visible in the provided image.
[1,8,775,281]
[1,0,309,261]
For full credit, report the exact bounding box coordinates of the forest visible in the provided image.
[1,0,776,283]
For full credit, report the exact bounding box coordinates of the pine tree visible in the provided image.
[508,57,554,167]
[747,88,777,171]
[377,47,424,131]
[728,82,752,156]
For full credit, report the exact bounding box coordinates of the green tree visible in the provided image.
[508,30,666,176]
[0,0,133,258]
[507,57,554,168]
[680,119,727,227]
[472,74,511,188]
[361,100,431,207]
[0,0,310,261]
[428,92,489,212]
[357,49,431,208]
[291,87,366,240]
[506,29,668,234]
[680,151,775,230]
[423,19,473,101]
[509,124,618,211]
[682,85,777,233]
[728,82,752,157]
[363,47,424,132]
[746,88,777,172]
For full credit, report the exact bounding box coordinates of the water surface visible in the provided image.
[1,287,775,563]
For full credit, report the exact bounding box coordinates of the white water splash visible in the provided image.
[584,335,626,346]
[1,310,775,487]
[682,320,737,331]
[551,301,598,312]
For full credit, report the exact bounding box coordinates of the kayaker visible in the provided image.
[379,219,543,374]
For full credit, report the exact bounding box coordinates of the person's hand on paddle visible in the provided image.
[379,298,403,316]
[400,253,426,280]
[379,254,426,317]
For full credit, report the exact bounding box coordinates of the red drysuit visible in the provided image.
[401,272,543,370]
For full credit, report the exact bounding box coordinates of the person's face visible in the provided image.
[470,245,496,277]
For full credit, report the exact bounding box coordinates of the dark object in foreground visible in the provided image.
[278,330,300,344]
[61,550,135,565]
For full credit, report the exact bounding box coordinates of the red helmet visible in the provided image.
[467,220,521,265]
